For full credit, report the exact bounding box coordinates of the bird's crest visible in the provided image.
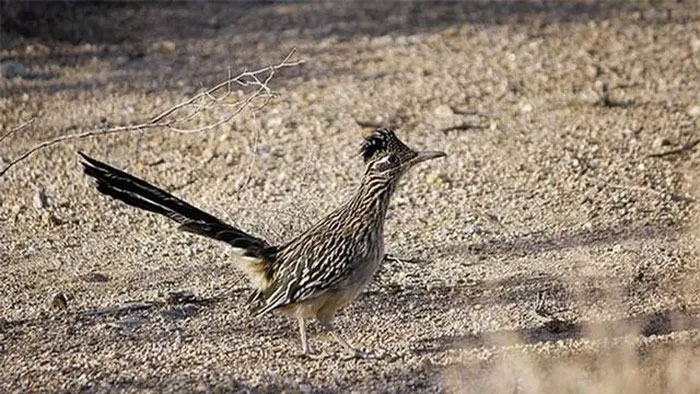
[360,128,410,163]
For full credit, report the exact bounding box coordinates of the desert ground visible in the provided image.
[2,1,700,392]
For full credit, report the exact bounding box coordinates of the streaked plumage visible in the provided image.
[80,128,445,357]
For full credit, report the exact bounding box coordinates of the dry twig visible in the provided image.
[0,49,303,178]
[647,138,700,159]
[0,117,35,144]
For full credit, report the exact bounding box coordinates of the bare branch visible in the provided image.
[0,117,35,144]
[149,48,300,125]
[647,138,700,158]
[0,49,303,178]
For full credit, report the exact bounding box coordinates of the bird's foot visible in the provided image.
[296,349,329,360]
[340,348,383,360]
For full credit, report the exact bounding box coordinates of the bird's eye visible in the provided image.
[376,155,396,167]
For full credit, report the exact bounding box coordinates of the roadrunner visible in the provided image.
[80,128,445,357]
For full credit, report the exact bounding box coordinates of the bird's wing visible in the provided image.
[250,233,358,316]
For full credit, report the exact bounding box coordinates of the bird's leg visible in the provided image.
[321,322,378,359]
[328,327,356,355]
[297,317,327,359]
[298,316,310,355]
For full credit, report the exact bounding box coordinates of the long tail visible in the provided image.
[79,152,270,254]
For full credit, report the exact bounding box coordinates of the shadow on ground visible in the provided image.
[2,1,669,45]
[2,1,687,98]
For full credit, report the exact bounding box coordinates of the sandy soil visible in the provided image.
[2,1,700,392]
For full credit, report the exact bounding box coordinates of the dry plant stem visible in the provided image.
[0,117,35,144]
[0,49,303,178]
[647,139,700,158]
[149,48,298,124]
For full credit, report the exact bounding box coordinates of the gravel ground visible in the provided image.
[2,1,700,392]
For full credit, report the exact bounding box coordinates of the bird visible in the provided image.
[79,128,446,358]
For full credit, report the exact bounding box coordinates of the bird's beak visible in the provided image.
[412,150,447,165]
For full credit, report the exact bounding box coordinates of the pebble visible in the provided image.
[652,137,671,149]
[33,189,48,210]
[692,38,700,53]
[81,272,111,283]
[688,105,700,117]
[51,293,68,310]
[224,152,236,166]
[265,117,283,129]
[585,64,599,78]
[154,41,177,54]
[433,105,454,118]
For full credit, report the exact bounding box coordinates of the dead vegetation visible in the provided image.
[0,49,303,177]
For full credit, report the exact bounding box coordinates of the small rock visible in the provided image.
[46,213,64,227]
[224,152,235,166]
[432,174,450,187]
[585,64,599,78]
[688,105,700,117]
[433,104,454,118]
[52,293,68,310]
[692,38,700,53]
[581,87,601,104]
[153,41,176,54]
[25,43,49,54]
[520,102,533,113]
[81,272,110,283]
[33,189,48,210]
[265,117,283,129]
[652,137,671,149]
[202,148,216,162]
[218,131,231,141]
[80,43,97,52]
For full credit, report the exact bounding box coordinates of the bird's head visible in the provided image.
[360,128,446,178]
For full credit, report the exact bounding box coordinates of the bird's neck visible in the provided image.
[345,173,400,224]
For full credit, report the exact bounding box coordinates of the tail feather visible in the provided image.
[79,152,271,255]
